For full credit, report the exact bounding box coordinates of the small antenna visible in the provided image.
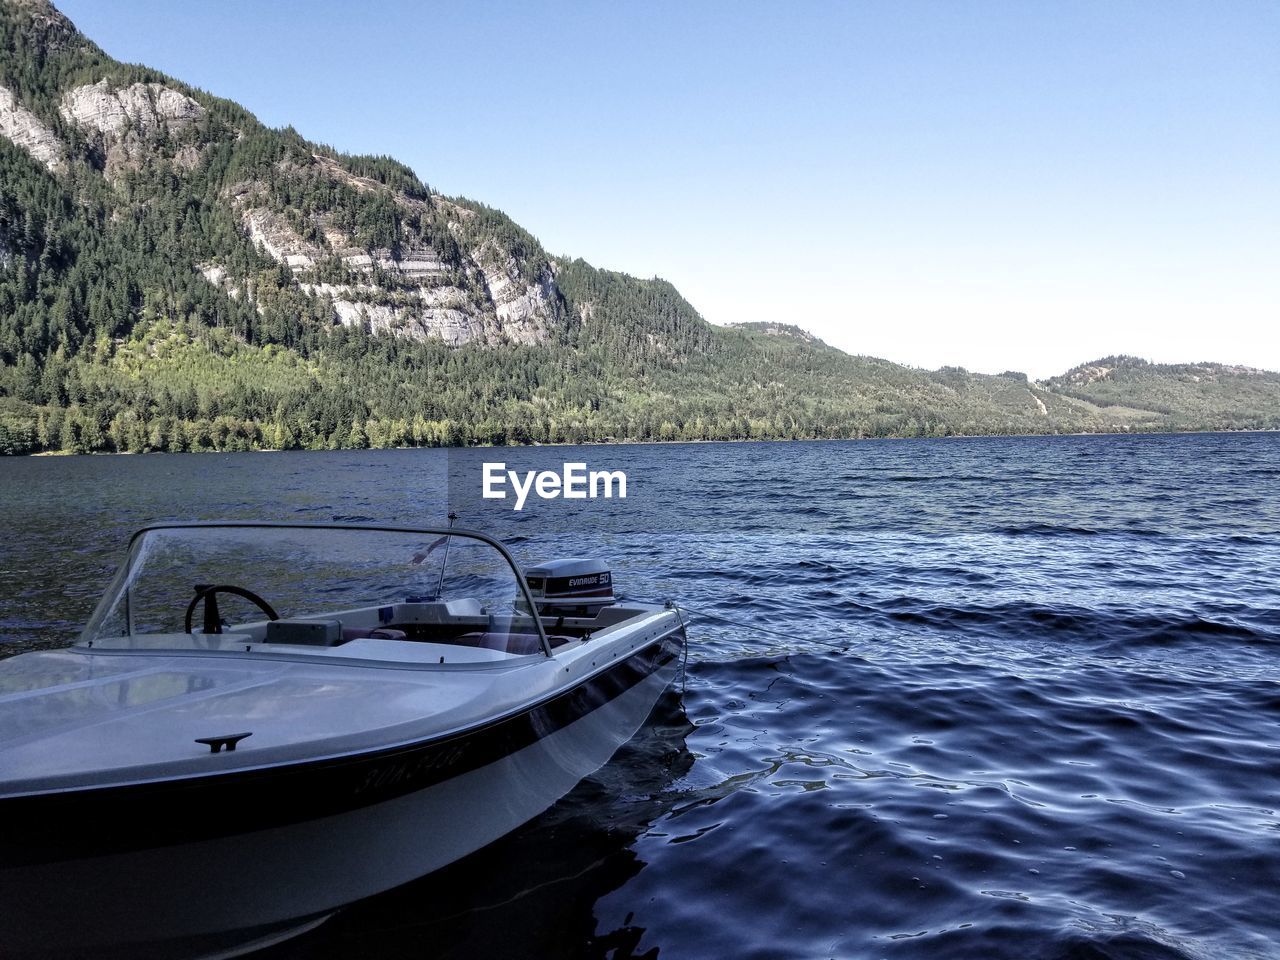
[434,512,458,600]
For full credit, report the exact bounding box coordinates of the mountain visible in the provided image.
[1,0,1277,455]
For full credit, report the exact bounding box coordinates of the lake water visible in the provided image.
[2,434,1279,959]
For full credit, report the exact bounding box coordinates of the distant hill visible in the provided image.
[1044,356,1280,425]
[0,1,1277,455]
[725,322,825,345]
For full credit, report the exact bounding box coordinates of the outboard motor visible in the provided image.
[523,558,614,616]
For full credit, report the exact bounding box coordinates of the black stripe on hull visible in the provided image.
[0,630,683,868]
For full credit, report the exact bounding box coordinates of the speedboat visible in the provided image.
[0,523,686,958]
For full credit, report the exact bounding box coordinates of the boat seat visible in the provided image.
[451,632,574,655]
[341,627,408,642]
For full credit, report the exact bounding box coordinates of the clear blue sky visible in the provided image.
[56,0,1279,378]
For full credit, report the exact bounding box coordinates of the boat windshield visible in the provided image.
[79,524,550,658]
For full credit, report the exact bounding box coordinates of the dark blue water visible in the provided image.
[2,434,1279,959]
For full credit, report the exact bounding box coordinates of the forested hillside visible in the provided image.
[1,0,1277,456]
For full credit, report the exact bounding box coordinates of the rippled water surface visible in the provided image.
[2,434,1278,959]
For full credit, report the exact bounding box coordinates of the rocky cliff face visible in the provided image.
[218,157,563,347]
[0,85,64,172]
[60,79,206,179]
[282,249,558,348]
[323,293,482,346]
[470,242,559,345]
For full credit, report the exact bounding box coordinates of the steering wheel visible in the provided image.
[184,584,280,635]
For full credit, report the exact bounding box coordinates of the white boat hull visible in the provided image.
[0,636,682,958]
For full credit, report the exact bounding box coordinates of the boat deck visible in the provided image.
[0,603,680,796]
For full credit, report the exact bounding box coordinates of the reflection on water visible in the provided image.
[264,692,695,960]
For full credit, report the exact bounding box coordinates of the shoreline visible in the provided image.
[15,426,1280,458]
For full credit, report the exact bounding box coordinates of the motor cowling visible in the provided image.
[523,558,614,615]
